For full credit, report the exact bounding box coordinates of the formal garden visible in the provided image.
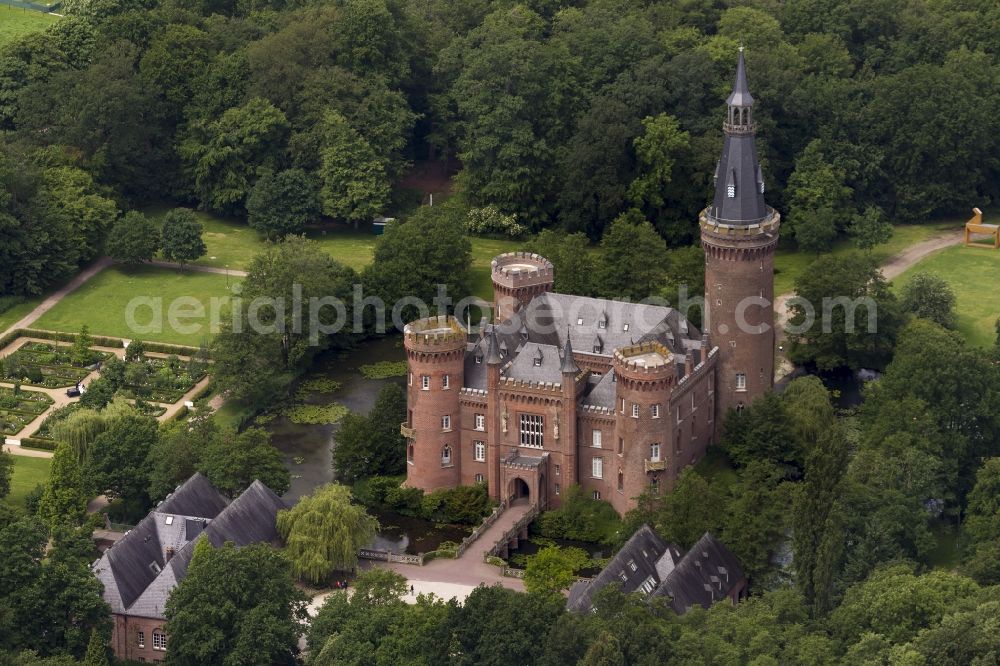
[0,385,54,436]
[0,339,111,388]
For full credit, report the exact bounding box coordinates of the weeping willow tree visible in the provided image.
[277,483,379,584]
[52,398,137,464]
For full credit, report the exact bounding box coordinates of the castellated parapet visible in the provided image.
[491,252,555,323]
[403,315,467,360]
[612,341,677,391]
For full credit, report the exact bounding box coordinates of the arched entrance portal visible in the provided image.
[508,477,530,504]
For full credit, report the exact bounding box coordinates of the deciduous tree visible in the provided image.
[246,168,321,240]
[159,208,206,266]
[105,211,160,265]
[198,427,289,497]
[164,541,307,666]
[277,484,379,584]
[524,546,589,595]
[899,271,956,329]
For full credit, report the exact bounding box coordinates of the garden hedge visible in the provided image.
[20,437,57,451]
[1,328,206,357]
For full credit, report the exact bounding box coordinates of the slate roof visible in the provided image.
[466,292,699,393]
[567,527,744,615]
[581,371,616,409]
[154,472,228,519]
[505,342,563,384]
[93,476,286,620]
[651,532,746,613]
[726,49,754,107]
[567,525,679,612]
[495,292,695,356]
[709,50,769,226]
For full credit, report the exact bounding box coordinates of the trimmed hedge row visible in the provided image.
[3,328,205,357]
[20,437,58,451]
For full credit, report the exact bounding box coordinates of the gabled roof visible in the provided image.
[567,525,675,612]
[567,528,744,615]
[652,532,745,613]
[154,472,228,519]
[505,342,563,384]
[93,476,286,620]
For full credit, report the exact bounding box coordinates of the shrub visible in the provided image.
[466,206,527,238]
[536,484,621,544]
[353,476,490,524]
[21,437,58,451]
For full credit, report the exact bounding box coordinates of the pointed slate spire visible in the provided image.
[560,331,580,375]
[485,327,502,365]
[726,48,754,108]
[708,49,768,226]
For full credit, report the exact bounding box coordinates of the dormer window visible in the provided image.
[622,323,629,332]
[598,319,606,329]
[727,184,735,198]
[577,317,584,325]
[475,355,482,364]
[533,357,542,367]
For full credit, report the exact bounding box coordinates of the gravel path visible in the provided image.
[0,257,114,341]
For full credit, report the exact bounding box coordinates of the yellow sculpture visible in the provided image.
[964,208,999,249]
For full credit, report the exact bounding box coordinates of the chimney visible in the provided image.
[685,353,694,376]
[165,546,175,562]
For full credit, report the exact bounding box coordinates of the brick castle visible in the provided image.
[402,51,779,514]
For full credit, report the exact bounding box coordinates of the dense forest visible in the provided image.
[3,1,1000,664]
[2,0,999,298]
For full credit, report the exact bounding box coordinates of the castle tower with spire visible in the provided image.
[701,49,780,420]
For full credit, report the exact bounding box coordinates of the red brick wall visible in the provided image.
[404,334,465,492]
[111,614,168,663]
[703,231,777,420]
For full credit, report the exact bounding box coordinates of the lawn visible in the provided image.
[773,221,958,295]
[0,5,57,47]
[32,266,237,347]
[3,454,51,511]
[144,206,523,300]
[0,295,44,333]
[893,244,1000,348]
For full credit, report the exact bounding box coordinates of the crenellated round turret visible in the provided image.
[610,342,674,515]
[403,316,466,491]
[491,252,554,324]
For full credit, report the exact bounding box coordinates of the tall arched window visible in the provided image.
[617,469,624,492]
[407,443,414,462]
[441,445,452,465]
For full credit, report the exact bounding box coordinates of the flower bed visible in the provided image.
[114,354,207,404]
[0,341,113,388]
[0,386,54,416]
[0,387,54,435]
[0,410,31,435]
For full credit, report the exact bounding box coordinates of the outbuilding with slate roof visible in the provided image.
[567,526,746,615]
[92,474,286,663]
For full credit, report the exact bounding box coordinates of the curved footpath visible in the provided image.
[774,229,964,380]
